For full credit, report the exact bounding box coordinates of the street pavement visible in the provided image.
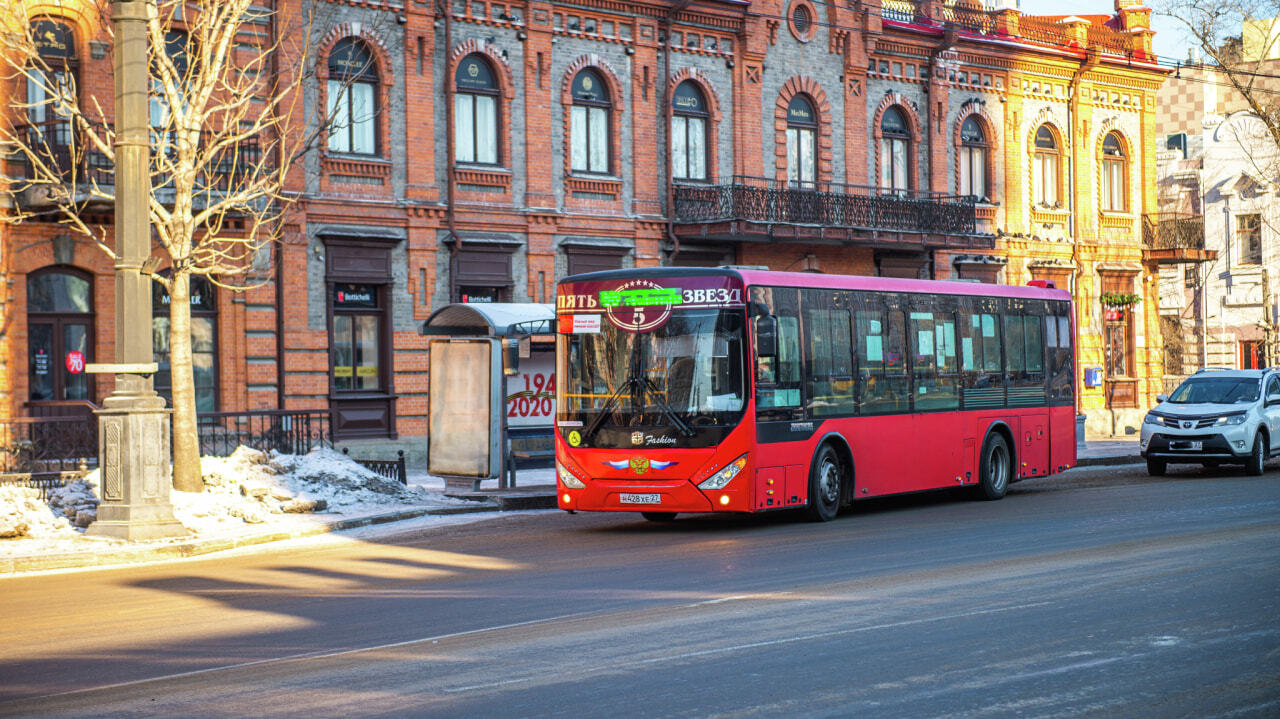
[0,438,1142,575]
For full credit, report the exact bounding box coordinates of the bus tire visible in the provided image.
[642,512,677,522]
[974,433,1011,501]
[805,444,842,522]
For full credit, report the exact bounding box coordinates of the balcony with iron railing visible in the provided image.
[11,121,264,210]
[672,176,991,250]
[1142,213,1216,264]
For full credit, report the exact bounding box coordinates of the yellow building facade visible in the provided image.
[938,3,1167,437]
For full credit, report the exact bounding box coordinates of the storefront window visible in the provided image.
[332,283,382,391]
[27,268,93,402]
[153,275,217,412]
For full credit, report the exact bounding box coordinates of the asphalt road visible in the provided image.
[2,462,1278,718]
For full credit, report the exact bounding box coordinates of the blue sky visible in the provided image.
[1018,0,1197,65]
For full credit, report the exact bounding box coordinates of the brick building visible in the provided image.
[1,0,1168,458]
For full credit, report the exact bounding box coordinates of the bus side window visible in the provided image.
[858,306,909,414]
[959,310,1004,409]
[803,289,855,417]
[1005,312,1047,405]
[754,287,803,418]
[912,309,958,411]
[1047,310,1074,404]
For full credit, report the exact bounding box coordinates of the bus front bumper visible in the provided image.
[558,479,749,514]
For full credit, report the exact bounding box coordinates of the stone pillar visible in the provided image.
[86,0,185,540]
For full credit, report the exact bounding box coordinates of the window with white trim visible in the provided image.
[570,69,610,174]
[326,38,378,155]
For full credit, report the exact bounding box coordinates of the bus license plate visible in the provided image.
[1171,440,1203,451]
[620,493,661,505]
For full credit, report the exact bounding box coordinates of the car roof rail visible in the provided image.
[1193,367,1235,374]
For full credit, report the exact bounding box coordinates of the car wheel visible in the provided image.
[641,512,677,522]
[1245,433,1265,476]
[805,444,842,522]
[1146,457,1167,476]
[974,433,1011,500]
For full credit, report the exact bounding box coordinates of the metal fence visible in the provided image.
[343,448,407,485]
[674,176,978,236]
[196,409,332,457]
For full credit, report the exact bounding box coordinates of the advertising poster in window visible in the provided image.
[507,352,555,429]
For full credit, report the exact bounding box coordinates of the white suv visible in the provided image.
[1140,368,1280,476]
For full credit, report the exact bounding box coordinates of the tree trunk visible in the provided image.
[169,272,203,492]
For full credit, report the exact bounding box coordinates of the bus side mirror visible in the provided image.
[754,315,777,358]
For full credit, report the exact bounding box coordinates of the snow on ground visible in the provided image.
[0,446,551,560]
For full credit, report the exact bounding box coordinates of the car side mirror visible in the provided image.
[1268,396,1280,407]
[1156,394,1168,403]
[754,315,777,358]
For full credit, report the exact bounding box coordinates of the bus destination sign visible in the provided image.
[558,276,744,334]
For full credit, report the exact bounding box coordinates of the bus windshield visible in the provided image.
[558,308,747,449]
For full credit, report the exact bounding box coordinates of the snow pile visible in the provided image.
[185,446,433,528]
[0,446,440,542]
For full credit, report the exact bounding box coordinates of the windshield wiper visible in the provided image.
[640,374,696,437]
[581,339,696,443]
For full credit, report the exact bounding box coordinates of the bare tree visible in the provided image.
[0,0,325,491]
[1159,0,1280,149]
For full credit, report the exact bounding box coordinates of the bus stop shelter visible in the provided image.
[420,303,555,490]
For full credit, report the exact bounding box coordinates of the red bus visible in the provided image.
[554,267,1076,522]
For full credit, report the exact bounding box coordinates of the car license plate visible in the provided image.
[1171,440,1203,451]
[620,493,661,505]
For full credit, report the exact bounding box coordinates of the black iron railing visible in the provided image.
[16,119,113,188]
[197,409,332,457]
[342,448,407,485]
[0,415,98,475]
[1143,213,1205,251]
[674,176,979,235]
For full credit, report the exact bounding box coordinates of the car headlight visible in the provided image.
[1143,413,1161,426]
[1216,414,1247,426]
[697,454,747,490]
[557,462,586,489]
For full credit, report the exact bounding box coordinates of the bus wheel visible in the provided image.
[805,445,842,522]
[975,433,1010,501]
[642,512,677,522]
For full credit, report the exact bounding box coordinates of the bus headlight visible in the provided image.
[557,462,586,489]
[698,455,747,491]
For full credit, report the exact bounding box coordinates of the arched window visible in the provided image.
[672,81,709,181]
[455,54,499,165]
[570,69,610,174]
[1034,125,1061,206]
[959,116,988,200]
[153,276,218,412]
[27,268,94,402]
[880,107,910,191]
[1100,132,1127,212]
[327,38,378,155]
[25,19,78,172]
[786,95,817,188]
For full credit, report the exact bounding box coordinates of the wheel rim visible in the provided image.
[989,444,1008,492]
[818,457,840,505]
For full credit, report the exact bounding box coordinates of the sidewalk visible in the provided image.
[2,442,1140,576]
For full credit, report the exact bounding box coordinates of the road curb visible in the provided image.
[0,502,514,576]
[1076,454,1142,468]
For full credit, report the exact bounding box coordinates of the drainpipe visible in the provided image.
[664,2,692,266]
[271,0,286,410]
[441,0,462,291]
[1068,48,1099,427]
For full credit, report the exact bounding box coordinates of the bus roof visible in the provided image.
[559,266,1071,301]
